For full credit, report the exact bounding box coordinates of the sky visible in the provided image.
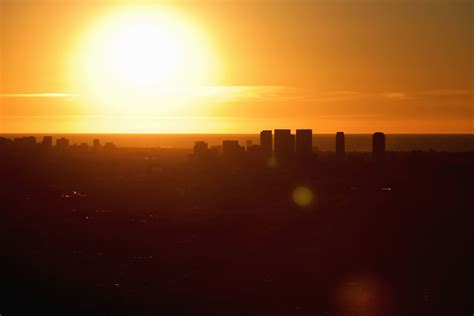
[1,0,472,133]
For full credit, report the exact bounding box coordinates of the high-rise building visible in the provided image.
[372,132,385,161]
[42,136,53,148]
[295,129,312,159]
[274,129,293,161]
[260,130,272,155]
[93,139,101,150]
[336,132,345,160]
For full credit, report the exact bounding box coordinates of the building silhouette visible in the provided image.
[24,136,36,145]
[0,137,13,149]
[372,132,385,161]
[260,130,272,156]
[14,136,36,147]
[247,144,261,153]
[193,141,208,155]
[274,129,293,161]
[56,137,69,150]
[295,129,312,159]
[191,141,218,162]
[42,136,53,148]
[222,140,244,160]
[93,139,101,151]
[104,142,116,151]
[336,132,345,160]
[12,137,36,151]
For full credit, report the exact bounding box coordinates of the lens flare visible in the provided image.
[292,186,314,207]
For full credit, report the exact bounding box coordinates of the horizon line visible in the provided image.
[1,132,473,135]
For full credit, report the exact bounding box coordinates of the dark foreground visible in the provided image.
[1,147,473,315]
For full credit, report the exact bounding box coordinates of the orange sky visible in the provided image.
[1,0,472,133]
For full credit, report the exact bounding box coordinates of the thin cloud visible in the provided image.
[3,88,470,103]
[307,90,360,102]
[381,92,410,100]
[322,90,359,97]
[417,89,474,97]
[0,88,362,103]
[217,87,361,103]
[0,93,80,98]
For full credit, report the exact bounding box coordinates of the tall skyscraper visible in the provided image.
[336,132,345,160]
[295,129,312,159]
[42,136,53,148]
[93,139,101,150]
[372,132,385,161]
[274,129,293,161]
[260,130,272,155]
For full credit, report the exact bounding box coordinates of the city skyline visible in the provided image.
[0,129,392,164]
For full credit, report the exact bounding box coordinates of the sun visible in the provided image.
[72,6,219,113]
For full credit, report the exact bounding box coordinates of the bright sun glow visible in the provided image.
[72,6,219,114]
